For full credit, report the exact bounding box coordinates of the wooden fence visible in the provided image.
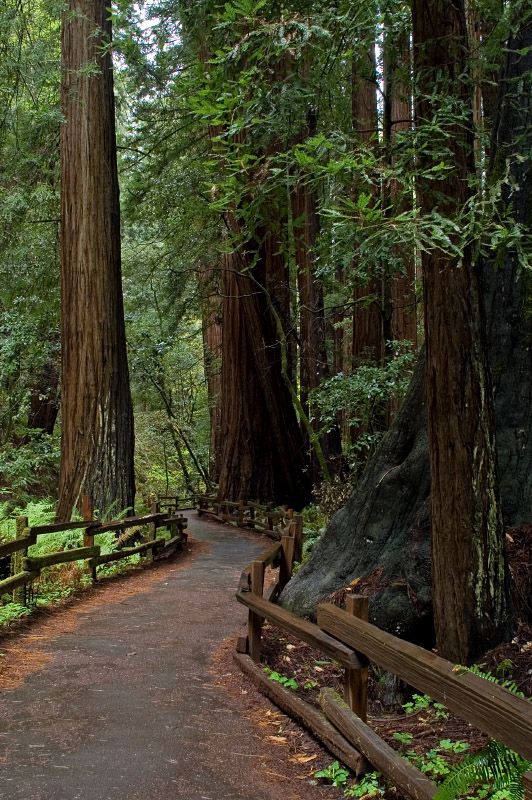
[235,538,532,800]
[0,499,188,606]
[196,494,303,545]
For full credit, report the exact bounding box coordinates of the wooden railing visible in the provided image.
[235,541,532,800]
[0,499,188,607]
[196,494,303,545]
[158,494,197,512]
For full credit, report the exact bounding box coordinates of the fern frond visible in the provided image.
[434,740,530,800]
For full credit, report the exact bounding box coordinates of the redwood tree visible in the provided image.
[282,7,532,663]
[413,0,509,663]
[57,0,135,519]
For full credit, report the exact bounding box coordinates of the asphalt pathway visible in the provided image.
[0,514,288,800]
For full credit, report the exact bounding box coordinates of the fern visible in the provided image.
[433,741,530,800]
[466,664,527,699]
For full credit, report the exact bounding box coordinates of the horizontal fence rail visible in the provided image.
[234,535,532,800]
[0,499,189,605]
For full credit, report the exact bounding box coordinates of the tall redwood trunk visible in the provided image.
[413,0,508,662]
[384,31,417,349]
[352,46,384,369]
[198,261,223,483]
[57,0,135,520]
[217,241,311,508]
[292,173,342,481]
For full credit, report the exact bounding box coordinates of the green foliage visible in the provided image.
[311,342,415,469]
[344,771,384,798]
[402,693,448,720]
[0,602,31,625]
[433,741,531,800]
[313,760,350,787]
[263,666,298,690]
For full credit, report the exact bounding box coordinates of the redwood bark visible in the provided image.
[217,242,311,508]
[292,174,342,480]
[57,0,135,520]
[352,46,384,369]
[198,261,223,483]
[27,361,59,435]
[413,0,509,663]
[384,32,417,349]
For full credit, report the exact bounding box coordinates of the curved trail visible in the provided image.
[0,514,295,800]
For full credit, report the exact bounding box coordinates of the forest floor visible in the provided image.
[0,513,530,800]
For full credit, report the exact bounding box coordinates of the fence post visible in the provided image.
[150,501,159,536]
[12,516,29,605]
[344,594,369,721]
[266,502,273,531]
[82,496,97,582]
[238,500,245,527]
[524,773,532,800]
[248,560,265,663]
[83,495,94,546]
[279,532,295,591]
[292,515,303,563]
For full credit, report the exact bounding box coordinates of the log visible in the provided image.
[23,546,100,570]
[247,501,269,512]
[0,570,40,594]
[266,577,281,604]
[317,605,532,761]
[87,512,166,535]
[320,689,437,800]
[234,653,367,776]
[163,533,186,550]
[236,593,364,670]
[30,512,166,536]
[30,520,96,535]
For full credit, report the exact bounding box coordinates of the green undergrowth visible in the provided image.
[307,673,530,800]
[0,497,158,627]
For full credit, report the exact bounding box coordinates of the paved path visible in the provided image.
[0,514,289,800]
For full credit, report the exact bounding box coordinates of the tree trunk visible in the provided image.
[281,15,532,654]
[57,0,135,520]
[383,31,417,349]
[351,46,384,372]
[414,0,509,664]
[217,235,311,508]
[27,360,59,435]
[292,171,342,482]
[198,261,223,483]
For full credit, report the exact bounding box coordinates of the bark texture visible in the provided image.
[414,0,508,662]
[27,360,59,436]
[217,240,311,509]
[292,175,342,480]
[198,262,223,483]
[57,0,135,520]
[281,16,532,653]
[352,47,384,371]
